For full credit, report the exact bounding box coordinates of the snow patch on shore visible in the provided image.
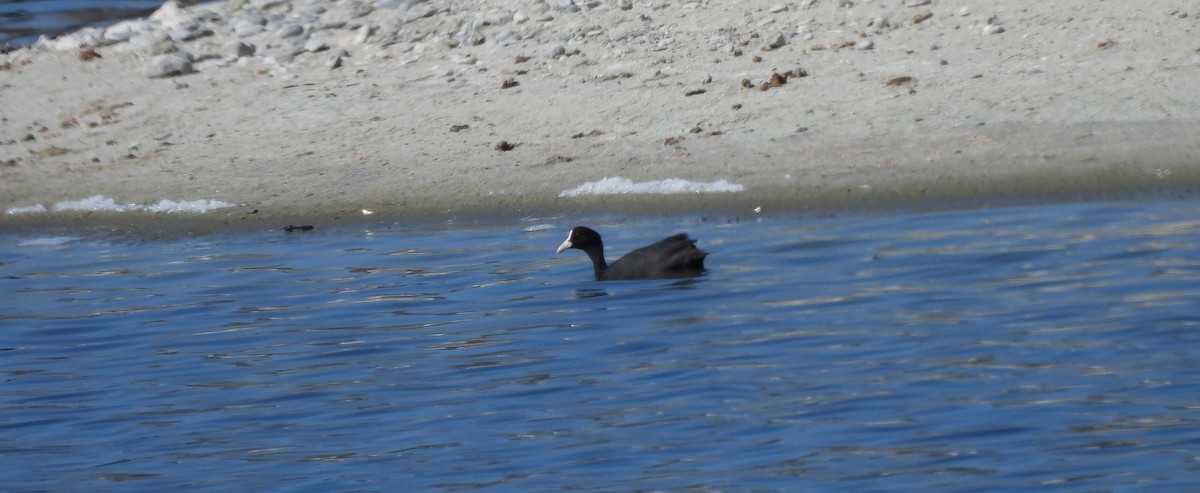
[5,204,48,214]
[6,195,234,215]
[143,199,233,213]
[558,177,745,198]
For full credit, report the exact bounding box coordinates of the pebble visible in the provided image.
[328,51,347,69]
[103,19,147,45]
[493,29,517,44]
[903,0,932,6]
[282,24,309,39]
[556,1,581,13]
[319,20,348,30]
[39,27,103,51]
[982,24,1005,35]
[146,51,195,78]
[304,39,329,53]
[769,4,788,13]
[350,25,373,45]
[234,41,256,58]
[169,27,213,43]
[455,32,486,46]
[767,32,787,49]
[149,0,191,31]
[235,23,265,37]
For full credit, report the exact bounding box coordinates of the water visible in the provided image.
[3,199,1200,492]
[0,0,216,47]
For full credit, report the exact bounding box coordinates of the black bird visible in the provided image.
[555,226,707,280]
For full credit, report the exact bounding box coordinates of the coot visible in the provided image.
[555,226,707,280]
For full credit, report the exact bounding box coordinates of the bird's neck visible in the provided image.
[583,244,608,280]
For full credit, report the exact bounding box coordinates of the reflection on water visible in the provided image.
[2,199,1200,492]
[572,278,704,299]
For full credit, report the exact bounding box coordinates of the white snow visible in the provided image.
[5,204,47,214]
[5,195,233,215]
[52,195,139,212]
[143,199,234,213]
[558,177,745,198]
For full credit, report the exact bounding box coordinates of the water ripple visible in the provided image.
[2,200,1200,491]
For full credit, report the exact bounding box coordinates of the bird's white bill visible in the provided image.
[555,239,573,254]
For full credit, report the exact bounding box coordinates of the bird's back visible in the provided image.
[602,233,707,280]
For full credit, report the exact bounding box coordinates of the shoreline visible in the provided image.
[3,120,1199,235]
[2,0,1199,233]
[5,148,1199,236]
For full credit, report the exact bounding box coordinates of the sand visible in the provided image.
[2,0,1199,230]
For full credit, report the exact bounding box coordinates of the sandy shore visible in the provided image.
[2,0,1199,230]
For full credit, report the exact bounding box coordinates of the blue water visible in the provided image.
[3,199,1200,492]
[0,0,216,47]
